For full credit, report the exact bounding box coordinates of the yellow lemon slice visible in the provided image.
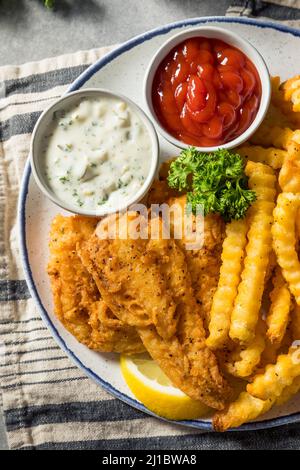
[120,353,211,420]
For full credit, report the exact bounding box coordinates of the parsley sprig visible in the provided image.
[167,147,256,222]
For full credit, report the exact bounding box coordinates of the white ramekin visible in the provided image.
[30,89,159,217]
[144,26,271,152]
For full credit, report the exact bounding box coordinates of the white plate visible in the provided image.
[19,16,300,431]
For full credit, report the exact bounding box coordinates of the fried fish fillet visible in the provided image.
[78,212,231,409]
[47,215,144,354]
[167,195,225,330]
[146,166,224,330]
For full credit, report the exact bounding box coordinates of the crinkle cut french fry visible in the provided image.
[266,267,291,346]
[229,162,276,345]
[228,319,266,378]
[272,193,300,305]
[212,391,275,432]
[278,141,300,192]
[270,76,300,125]
[247,347,300,401]
[206,219,248,350]
[245,161,276,202]
[237,146,286,170]
[282,75,300,113]
[276,376,300,406]
[271,76,295,114]
[250,125,294,150]
[213,376,300,431]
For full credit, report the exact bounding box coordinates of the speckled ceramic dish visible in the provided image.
[19,17,300,432]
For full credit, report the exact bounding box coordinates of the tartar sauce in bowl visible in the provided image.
[30,89,159,216]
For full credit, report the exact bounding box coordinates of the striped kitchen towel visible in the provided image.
[226,0,300,27]
[1,5,300,451]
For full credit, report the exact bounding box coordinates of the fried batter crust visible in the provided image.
[79,213,231,409]
[168,195,225,330]
[47,215,144,354]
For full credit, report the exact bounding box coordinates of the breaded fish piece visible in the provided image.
[147,171,224,330]
[89,300,145,354]
[47,215,144,354]
[168,195,225,330]
[79,212,231,409]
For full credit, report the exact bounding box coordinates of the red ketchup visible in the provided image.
[152,37,262,147]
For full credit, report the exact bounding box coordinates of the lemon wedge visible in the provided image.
[120,353,211,420]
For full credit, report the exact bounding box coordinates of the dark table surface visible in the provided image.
[0,0,232,66]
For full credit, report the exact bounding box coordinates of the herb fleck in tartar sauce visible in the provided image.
[43,97,152,211]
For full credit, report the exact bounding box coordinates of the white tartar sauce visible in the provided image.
[42,97,152,211]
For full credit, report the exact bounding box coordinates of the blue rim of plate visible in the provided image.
[19,16,300,432]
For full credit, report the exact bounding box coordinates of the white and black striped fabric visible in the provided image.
[1,2,300,450]
[227,0,300,27]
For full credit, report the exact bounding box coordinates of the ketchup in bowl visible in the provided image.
[152,37,262,147]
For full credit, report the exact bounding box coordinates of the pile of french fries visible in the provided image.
[207,75,300,431]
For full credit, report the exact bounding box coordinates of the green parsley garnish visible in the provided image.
[59,120,73,130]
[57,143,72,152]
[59,176,70,184]
[118,178,128,189]
[167,147,256,222]
[98,194,109,205]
